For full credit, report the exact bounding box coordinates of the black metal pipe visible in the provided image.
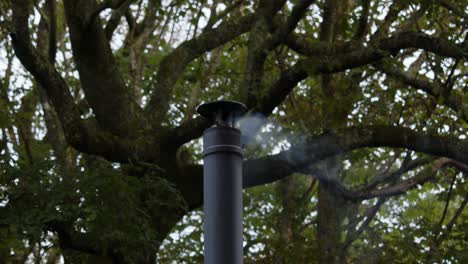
[203,126,243,264]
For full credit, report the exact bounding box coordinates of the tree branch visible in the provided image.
[168,29,466,146]
[10,1,136,162]
[288,31,467,59]
[250,31,465,127]
[243,125,467,189]
[267,0,315,48]
[253,31,466,118]
[372,0,407,40]
[255,62,308,116]
[394,4,429,34]
[104,0,134,40]
[375,61,467,121]
[204,0,244,32]
[240,0,287,106]
[347,167,437,200]
[444,191,468,236]
[433,191,468,248]
[63,0,137,136]
[436,173,457,231]
[319,0,338,42]
[146,13,256,122]
[357,156,432,193]
[242,0,313,107]
[45,0,56,63]
[343,197,387,250]
[168,116,212,148]
[168,62,308,147]
[440,158,468,173]
[352,0,370,41]
[183,125,466,208]
[88,0,129,26]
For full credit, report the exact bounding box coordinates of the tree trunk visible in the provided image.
[274,175,296,264]
[317,159,346,264]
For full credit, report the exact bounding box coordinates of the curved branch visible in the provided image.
[432,191,468,250]
[168,31,466,146]
[437,173,457,230]
[358,156,432,193]
[88,0,129,26]
[372,0,408,40]
[204,0,244,32]
[344,158,467,201]
[243,125,467,188]
[440,158,468,173]
[347,167,437,200]
[286,32,467,59]
[168,61,308,146]
[353,0,371,41]
[266,0,315,49]
[63,0,136,136]
[183,125,466,208]
[11,1,134,162]
[253,32,467,122]
[444,192,468,236]
[242,0,287,106]
[243,0,314,107]
[376,62,467,121]
[168,116,212,148]
[255,63,309,116]
[104,0,133,40]
[343,197,387,250]
[146,14,256,121]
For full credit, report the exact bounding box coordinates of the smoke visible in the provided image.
[237,112,302,156]
[237,112,268,146]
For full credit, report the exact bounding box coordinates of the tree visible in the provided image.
[0,0,467,263]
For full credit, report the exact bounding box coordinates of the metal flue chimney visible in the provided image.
[197,100,247,264]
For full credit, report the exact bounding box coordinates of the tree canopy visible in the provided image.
[0,0,467,263]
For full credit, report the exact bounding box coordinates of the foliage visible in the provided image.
[0,0,467,263]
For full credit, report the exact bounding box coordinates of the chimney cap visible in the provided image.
[197,100,248,127]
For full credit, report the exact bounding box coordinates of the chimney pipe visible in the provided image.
[197,100,247,264]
